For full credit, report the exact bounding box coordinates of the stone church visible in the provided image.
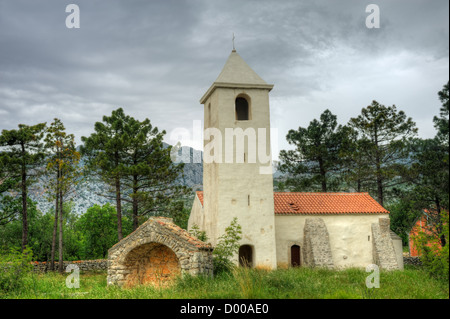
[188,49,403,271]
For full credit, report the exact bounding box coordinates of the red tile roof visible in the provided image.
[196,191,204,206]
[196,191,389,215]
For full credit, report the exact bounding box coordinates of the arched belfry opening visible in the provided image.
[235,97,250,120]
[239,245,253,267]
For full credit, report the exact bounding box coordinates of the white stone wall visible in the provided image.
[200,87,278,269]
[188,194,204,231]
[275,214,390,268]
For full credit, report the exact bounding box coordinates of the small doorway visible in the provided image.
[291,245,301,267]
[239,245,253,267]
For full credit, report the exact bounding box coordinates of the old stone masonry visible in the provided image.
[107,217,213,287]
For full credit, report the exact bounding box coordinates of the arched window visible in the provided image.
[235,97,249,121]
[239,245,253,267]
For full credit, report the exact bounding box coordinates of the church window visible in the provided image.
[235,97,249,120]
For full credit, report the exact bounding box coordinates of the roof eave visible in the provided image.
[200,82,274,104]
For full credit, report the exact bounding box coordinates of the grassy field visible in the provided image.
[2,265,448,299]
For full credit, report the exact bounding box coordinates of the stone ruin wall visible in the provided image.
[371,218,400,270]
[302,218,335,269]
[107,217,213,287]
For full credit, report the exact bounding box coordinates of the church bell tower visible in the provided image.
[199,49,277,269]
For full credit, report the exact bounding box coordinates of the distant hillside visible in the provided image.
[28,144,203,215]
[29,144,283,215]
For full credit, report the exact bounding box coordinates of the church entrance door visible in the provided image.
[239,245,253,267]
[291,245,301,267]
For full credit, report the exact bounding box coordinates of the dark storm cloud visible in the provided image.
[0,0,448,154]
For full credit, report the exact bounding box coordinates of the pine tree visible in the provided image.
[434,81,449,146]
[279,109,347,192]
[81,108,129,241]
[348,101,417,206]
[44,118,81,271]
[0,123,47,251]
[119,116,187,230]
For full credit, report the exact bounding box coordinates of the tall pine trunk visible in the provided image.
[375,155,384,206]
[58,189,63,273]
[50,171,59,270]
[318,156,327,192]
[21,143,28,252]
[374,127,384,207]
[132,174,139,230]
[115,177,123,241]
[435,199,447,247]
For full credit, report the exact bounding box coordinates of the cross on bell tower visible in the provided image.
[232,33,236,51]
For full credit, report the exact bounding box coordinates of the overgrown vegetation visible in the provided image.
[0,247,33,296]
[415,210,449,282]
[189,223,208,242]
[1,266,448,299]
[212,217,242,275]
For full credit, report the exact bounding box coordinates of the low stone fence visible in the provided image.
[23,256,422,272]
[31,259,108,272]
[403,257,422,266]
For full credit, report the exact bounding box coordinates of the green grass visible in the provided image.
[2,266,448,299]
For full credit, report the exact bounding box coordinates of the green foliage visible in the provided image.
[189,224,208,242]
[339,126,375,193]
[348,101,418,205]
[386,197,422,245]
[118,113,188,229]
[212,217,242,275]
[416,210,449,282]
[403,138,449,213]
[169,204,191,230]
[2,267,448,299]
[279,109,347,192]
[0,199,84,262]
[433,81,449,145]
[0,194,20,226]
[44,118,82,202]
[0,246,33,295]
[0,122,47,249]
[77,203,132,259]
[0,199,48,257]
[81,108,188,236]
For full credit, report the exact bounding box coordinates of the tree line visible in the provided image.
[279,81,449,245]
[0,82,448,267]
[0,108,188,271]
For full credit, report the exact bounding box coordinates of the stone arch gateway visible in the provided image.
[107,217,213,287]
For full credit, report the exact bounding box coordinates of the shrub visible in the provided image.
[212,217,242,275]
[0,246,34,295]
[189,223,208,242]
[416,210,449,282]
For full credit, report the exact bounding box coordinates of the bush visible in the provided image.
[189,224,208,242]
[0,247,34,295]
[416,210,449,282]
[212,217,242,275]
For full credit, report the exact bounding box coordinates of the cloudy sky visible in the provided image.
[0,0,448,160]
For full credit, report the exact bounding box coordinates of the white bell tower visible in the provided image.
[199,49,277,269]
